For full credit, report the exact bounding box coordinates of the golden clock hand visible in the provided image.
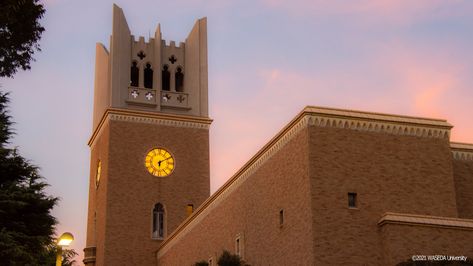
[157,157,172,166]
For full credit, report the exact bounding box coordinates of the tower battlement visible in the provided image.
[92,4,208,132]
[85,5,211,266]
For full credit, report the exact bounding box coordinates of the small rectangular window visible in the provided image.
[348,192,357,208]
[279,209,284,226]
[186,204,194,217]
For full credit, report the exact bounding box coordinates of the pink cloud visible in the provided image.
[362,41,472,142]
[260,0,471,25]
[208,29,473,194]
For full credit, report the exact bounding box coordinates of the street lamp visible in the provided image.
[56,232,74,266]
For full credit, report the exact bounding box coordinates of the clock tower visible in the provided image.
[83,5,211,266]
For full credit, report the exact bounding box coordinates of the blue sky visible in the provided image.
[2,0,473,262]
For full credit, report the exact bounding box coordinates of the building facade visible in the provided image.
[156,107,473,265]
[83,5,211,266]
[84,5,473,266]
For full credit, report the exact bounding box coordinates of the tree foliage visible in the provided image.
[0,92,59,265]
[195,261,209,266]
[0,0,45,77]
[40,245,78,266]
[217,250,246,266]
[194,250,250,266]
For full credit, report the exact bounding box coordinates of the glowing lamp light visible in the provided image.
[57,232,74,247]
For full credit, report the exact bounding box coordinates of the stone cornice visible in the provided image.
[157,106,456,258]
[451,142,473,161]
[88,108,212,147]
[303,106,452,139]
[378,212,473,230]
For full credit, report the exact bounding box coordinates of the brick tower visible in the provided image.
[83,5,211,266]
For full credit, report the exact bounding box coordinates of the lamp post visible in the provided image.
[56,232,74,266]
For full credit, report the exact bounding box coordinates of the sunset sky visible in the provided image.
[2,0,473,262]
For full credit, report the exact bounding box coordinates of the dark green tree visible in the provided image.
[0,92,59,265]
[40,245,78,266]
[195,261,209,266]
[0,0,45,77]
[217,250,246,266]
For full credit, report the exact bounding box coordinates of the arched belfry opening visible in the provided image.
[130,61,139,87]
[144,63,153,89]
[162,65,170,91]
[175,67,184,92]
[152,203,165,239]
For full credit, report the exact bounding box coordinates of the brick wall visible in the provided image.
[91,119,210,266]
[452,159,473,219]
[380,223,473,265]
[85,121,110,266]
[308,125,458,265]
[158,128,314,265]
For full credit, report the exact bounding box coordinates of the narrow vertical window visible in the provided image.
[175,67,184,92]
[348,192,357,208]
[162,65,170,91]
[235,237,240,256]
[208,258,213,266]
[93,211,97,235]
[186,204,194,217]
[152,203,165,239]
[130,61,139,87]
[144,63,153,89]
[279,209,284,226]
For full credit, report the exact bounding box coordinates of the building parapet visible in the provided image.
[378,212,473,230]
[451,142,473,161]
[303,106,452,139]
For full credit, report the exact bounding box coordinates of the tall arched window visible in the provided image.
[175,67,184,92]
[144,63,153,89]
[130,61,139,87]
[152,203,165,239]
[162,65,170,91]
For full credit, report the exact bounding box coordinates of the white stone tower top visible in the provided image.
[92,4,208,130]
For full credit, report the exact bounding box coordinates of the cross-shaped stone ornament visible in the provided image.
[137,51,146,60]
[163,94,171,102]
[145,92,153,100]
[131,90,139,98]
[169,55,177,64]
[177,94,186,103]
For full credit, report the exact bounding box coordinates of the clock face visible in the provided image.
[145,148,175,177]
[95,160,101,188]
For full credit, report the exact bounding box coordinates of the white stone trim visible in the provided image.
[378,212,473,229]
[88,108,211,147]
[451,142,473,161]
[304,106,452,139]
[89,118,110,149]
[452,151,473,161]
[306,114,450,139]
[109,113,210,129]
[304,106,451,128]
